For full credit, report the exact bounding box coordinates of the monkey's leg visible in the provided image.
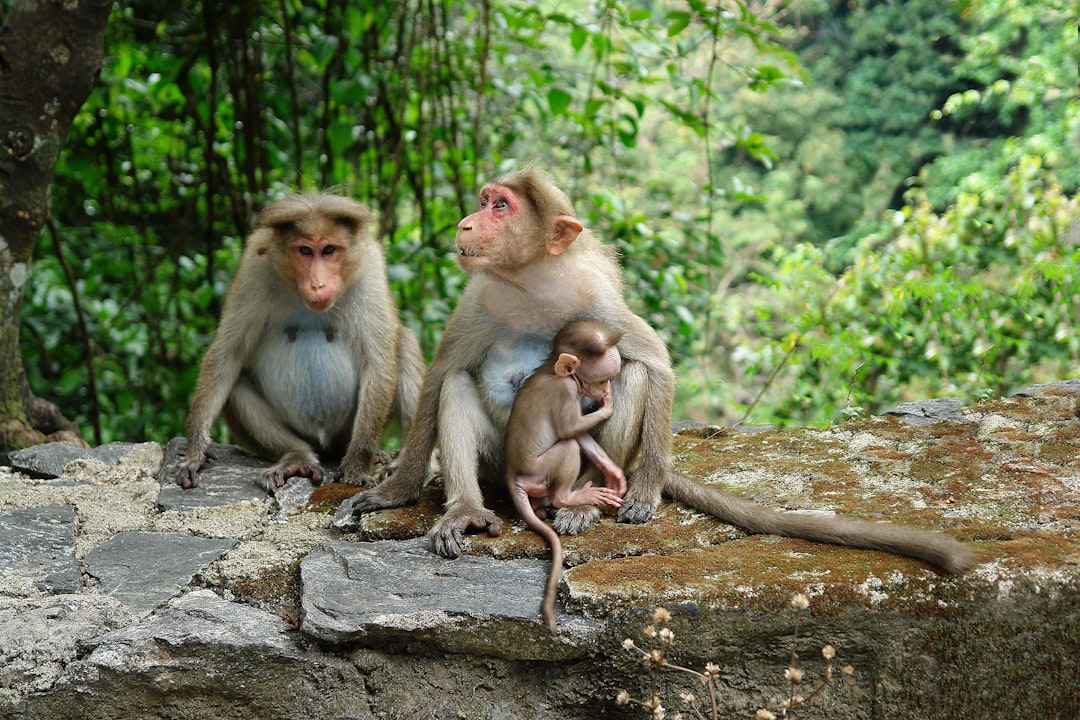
[425,371,504,558]
[553,361,648,535]
[613,358,670,523]
[224,377,322,491]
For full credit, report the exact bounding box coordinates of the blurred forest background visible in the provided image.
[12,0,1080,446]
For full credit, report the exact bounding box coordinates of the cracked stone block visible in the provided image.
[157,438,316,514]
[300,538,598,660]
[6,442,140,480]
[84,531,237,614]
[0,505,81,594]
[883,396,966,426]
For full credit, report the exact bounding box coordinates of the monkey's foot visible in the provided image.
[175,443,217,489]
[616,496,658,524]
[427,509,503,559]
[335,471,380,488]
[261,455,325,493]
[552,505,601,535]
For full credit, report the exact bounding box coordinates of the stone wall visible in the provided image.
[1,381,1077,719]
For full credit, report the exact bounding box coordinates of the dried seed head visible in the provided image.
[822,644,836,660]
[785,667,805,683]
[755,710,777,720]
[653,606,672,623]
[791,593,810,610]
[623,638,636,651]
[616,690,630,706]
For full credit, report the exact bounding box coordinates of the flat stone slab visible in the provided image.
[82,589,303,665]
[84,531,237,615]
[0,505,80,594]
[300,538,598,660]
[6,442,139,479]
[1014,378,1080,397]
[883,396,966,425]
[157,438,317,514]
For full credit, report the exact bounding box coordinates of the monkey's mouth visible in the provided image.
[305,299,334,313]
[456,247,489,270]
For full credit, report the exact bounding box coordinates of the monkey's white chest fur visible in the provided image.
[479,334,551,409]
[250,314,358,447]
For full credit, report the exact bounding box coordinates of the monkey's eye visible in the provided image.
[298,246,315,256]
[322,245,337,257]
[492,197,509,210]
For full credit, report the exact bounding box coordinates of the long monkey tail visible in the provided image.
[663,472,976,575]
[511,486,564,632]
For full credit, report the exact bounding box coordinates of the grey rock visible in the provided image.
[883,396,966,425]
[157,437,273,510]
[84,531,237,614]
[0,595,134,704]
[82,589,303,665]
[300,538,599,659]
[1013,378,1080,397]
[0,505,80,594]
[6,441,139,479]
[23,591,326,720]
[158,437,317,516]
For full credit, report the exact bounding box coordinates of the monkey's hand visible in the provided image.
[426,508,503,559]
[552,505,601,535]
[601,464,627,497]
[331,467,423,531]
[177,436,216,489]
[261,450,324,493]
[568,482,624,510]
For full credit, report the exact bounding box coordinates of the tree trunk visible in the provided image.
[0,0,112,451]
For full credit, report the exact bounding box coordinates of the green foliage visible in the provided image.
[20,0,1080,442]
[741,156,1077,424]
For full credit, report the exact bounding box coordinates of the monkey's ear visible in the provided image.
[546,215,584,256]
[554,353,580,377]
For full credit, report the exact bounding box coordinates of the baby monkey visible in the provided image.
[505,320,627,631]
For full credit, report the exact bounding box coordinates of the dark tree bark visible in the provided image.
[0,0,112,451]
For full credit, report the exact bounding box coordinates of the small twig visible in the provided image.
[47,220,101,444]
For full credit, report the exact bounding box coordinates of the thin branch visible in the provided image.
[47,220,101,445]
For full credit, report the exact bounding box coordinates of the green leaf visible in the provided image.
[666,11,691,36]
[548,88,572,116]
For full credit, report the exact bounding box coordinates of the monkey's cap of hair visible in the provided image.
[492,168,576,219]
[257,192,371,235]
[553,319,622,359]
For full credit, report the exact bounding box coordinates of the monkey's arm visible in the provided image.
[575,432,626,497]
[338,295,400,484]
[341,298,481,514]
[179,270,266,486]
[554,400,613,439]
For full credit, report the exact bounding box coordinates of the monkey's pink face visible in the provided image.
[455,185,532,272]
[287,236,345,312]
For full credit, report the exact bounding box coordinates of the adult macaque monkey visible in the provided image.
[506,320,626,631]
[175,192,424,492]
[338,169,975,575]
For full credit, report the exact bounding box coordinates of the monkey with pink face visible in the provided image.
[337,168,976,577]
[175,192,423,492]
